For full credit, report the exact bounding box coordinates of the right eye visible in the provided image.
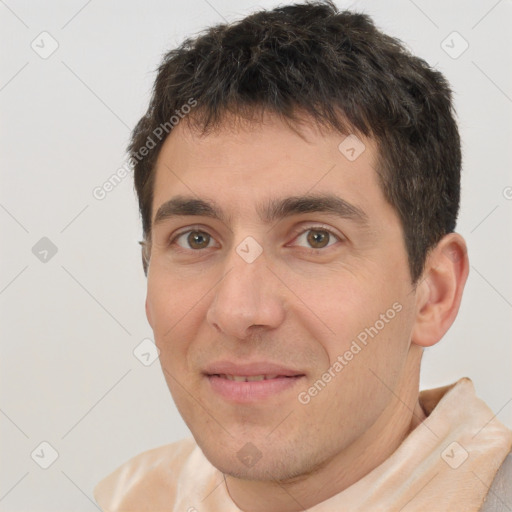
[170,229,218,251]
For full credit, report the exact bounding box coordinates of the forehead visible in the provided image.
[151,112,395,229]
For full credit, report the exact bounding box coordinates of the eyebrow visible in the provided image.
[153,193,369,228]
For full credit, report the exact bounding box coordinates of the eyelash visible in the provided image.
[168,225,343,252]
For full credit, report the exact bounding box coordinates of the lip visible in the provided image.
[206,374,305,403]
[203,360,305,378]
[203,361,306,403]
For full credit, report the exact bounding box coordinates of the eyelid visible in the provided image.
[169,224,220,248]
[287,223,344,247]
[289,223,343,238]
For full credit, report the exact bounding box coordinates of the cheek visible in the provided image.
[146,272,197,357]
[305,267,413,373]
[300,300,414,442]
[146,262,205,330]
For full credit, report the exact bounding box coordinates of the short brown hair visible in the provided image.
[130,0,461,282]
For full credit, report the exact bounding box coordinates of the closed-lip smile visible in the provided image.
[203,360,305,378]
[203,361,306,403]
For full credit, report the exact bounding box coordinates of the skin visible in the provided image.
[144,111,469,511]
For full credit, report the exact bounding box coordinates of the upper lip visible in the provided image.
[203,361,305,377]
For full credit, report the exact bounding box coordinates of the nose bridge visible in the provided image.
[206,237,285,338]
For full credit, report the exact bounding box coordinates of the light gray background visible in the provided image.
[1,0,511,510]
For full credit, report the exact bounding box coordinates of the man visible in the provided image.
[94,1,512,510]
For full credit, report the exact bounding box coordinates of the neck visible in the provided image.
[225,346,426,512]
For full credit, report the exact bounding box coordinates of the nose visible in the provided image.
[206,247,286,340]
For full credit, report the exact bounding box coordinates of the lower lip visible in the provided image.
[206,375,305,403]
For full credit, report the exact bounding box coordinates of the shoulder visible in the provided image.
[480,451,512,512]
[94,437,204,511]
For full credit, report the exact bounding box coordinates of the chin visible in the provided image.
[196,437,315,482]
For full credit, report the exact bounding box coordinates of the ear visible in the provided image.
[145,295,154,328]
[139,240,150,276]
[411,233,469,348]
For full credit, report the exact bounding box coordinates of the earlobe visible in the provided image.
[411,233,469,348]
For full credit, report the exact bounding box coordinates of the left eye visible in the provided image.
[292,227,341,249]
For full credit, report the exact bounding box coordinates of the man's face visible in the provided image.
[145,113,419,481]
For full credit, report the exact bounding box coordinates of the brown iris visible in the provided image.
[187,231,210,249]
[306,229,330,249]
